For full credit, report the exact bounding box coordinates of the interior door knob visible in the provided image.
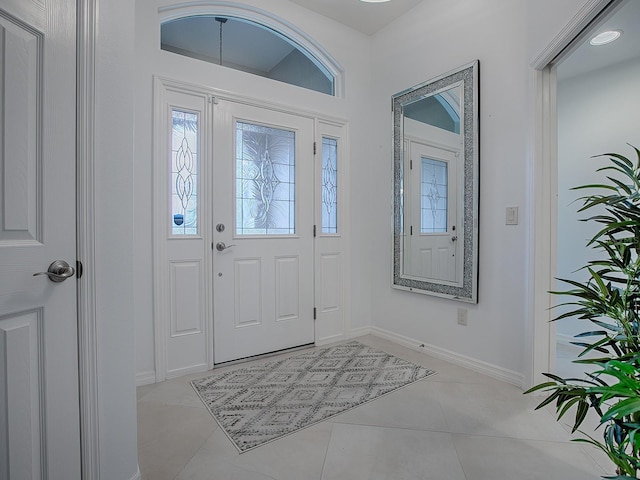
[33,260,76,283]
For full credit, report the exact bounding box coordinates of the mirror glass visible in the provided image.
[392,61,479,302]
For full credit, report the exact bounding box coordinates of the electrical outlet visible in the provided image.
[457,307,468,326]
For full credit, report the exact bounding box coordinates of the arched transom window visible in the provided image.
[161,15,336,96]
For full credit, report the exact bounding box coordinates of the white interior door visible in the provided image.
[213,100,315,363]
[0,1,80,478]
[405,141,461,284]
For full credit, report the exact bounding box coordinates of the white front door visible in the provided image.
[0,0,80,478]
[405,141,461,284]
[213,100,315,363]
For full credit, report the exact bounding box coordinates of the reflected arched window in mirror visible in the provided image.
[403,91,460,134]
[160,15,335,96]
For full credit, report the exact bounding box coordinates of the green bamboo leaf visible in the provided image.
[601,398,640,423]
[535,390,562,410]
[523,381,557,395]
[607,176,633,195]
[573,399,589,432]
[557,396,582,419]
[574,330,610,338]
[543,372,568,384]
[572,183,618,192]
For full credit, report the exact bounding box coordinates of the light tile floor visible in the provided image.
[137,335,612,480]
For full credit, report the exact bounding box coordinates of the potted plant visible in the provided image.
[525,146,640,479]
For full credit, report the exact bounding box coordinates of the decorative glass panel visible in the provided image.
[171,109,198,235]
[236,122,295,235]
[421,157,447,233]
[321,137,338,234]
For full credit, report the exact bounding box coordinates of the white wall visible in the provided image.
[134,0,374,380]
[133,0,601,388]
[556,58,640,339]
[367,0,601,385]
[369,0,529,382]
[94,0,139,477]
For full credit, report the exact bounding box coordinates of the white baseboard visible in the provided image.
[368,326,525,388]
[316,332,348,346]
[348,326,372,339]
[166,363,209,380]
[131,467,141,480]
[136,371,156,387]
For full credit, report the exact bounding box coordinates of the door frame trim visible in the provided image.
[77,0,101,477]
[152,76,351,379]
[527,0,614,389]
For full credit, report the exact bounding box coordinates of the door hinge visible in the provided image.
[410,159,413,170]
[313,307,317,320]
[313,225,316,237]
[313,141,317,155]
[410,225,413,236]
[76,260,84,279]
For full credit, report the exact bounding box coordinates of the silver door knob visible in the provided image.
[451,235,458,242]
[216,242,236,252]
[33,260,76,283]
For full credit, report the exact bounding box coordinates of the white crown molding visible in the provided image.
[530,0,613,69]
[77,0,101,477]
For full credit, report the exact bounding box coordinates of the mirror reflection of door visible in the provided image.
[405,141,460,283]
[393,63,478,301]
[401,85,463,286]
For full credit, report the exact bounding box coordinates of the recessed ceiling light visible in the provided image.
[590,30,622,46]
[360,0,391,3]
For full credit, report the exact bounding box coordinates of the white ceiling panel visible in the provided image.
[288,0,424,35]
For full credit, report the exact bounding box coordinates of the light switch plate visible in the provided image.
[506,206,519,225]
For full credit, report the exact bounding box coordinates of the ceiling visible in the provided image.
[557,0,640,81]
[287,0,424,35]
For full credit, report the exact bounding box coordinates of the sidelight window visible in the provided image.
[321,137,338,234]
[171,109,199,235]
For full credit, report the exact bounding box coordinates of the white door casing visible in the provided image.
[527,0,612,389]
[153,79,349,377]
[0,0,80,478]
[212,100,315,364]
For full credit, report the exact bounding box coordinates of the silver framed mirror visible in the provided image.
[392,61,479,302]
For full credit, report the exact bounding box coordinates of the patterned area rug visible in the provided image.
[191,341,436,452]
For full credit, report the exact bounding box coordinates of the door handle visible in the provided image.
[33,260,76,283]
[216,242,236,252]
[451,235,458,242]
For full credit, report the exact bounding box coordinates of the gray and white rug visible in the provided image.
[191,341,436,452]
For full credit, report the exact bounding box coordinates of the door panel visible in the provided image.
[213,101,315,363]
[0,1,79,479]
[155,87,211,379]
[406,141,461,284]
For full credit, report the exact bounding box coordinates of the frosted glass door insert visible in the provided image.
[421,157,448,233]
[236,122,296,235]
[172,109,199,235]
